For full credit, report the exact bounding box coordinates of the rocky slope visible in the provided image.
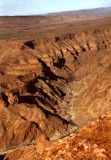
[2,112,111,160]
[0,23,111,159]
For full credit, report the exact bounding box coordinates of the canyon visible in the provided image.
[0,9,111,160]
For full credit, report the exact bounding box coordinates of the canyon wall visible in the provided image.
[0,26,111,156]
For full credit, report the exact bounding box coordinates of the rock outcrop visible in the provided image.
[36,112,111,160]
[3,112,111,160]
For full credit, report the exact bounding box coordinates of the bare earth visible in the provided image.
[0,9,111,159]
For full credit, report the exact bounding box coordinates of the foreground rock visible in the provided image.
[36,112,111,160]
[3,112,111,160]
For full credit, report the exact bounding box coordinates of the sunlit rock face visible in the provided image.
[35,112,111,160]
[3,112,111,160]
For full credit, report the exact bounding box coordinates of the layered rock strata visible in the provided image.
[0,26,111,157]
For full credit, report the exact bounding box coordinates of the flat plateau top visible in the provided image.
[0,16,111,40]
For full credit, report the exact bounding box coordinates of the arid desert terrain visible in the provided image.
[0,7,111,160]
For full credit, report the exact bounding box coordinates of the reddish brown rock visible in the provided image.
[3,112,111,160]
[36,133,54,153]
[0,16,111,160]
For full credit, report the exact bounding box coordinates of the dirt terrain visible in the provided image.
[0,8,111,160]
[1,9,111,40]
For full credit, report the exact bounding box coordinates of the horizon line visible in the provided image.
[0,6,111,17]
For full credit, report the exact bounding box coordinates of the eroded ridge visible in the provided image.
[0,26,111,157]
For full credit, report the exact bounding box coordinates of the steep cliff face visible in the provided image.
[0,26,111,157]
